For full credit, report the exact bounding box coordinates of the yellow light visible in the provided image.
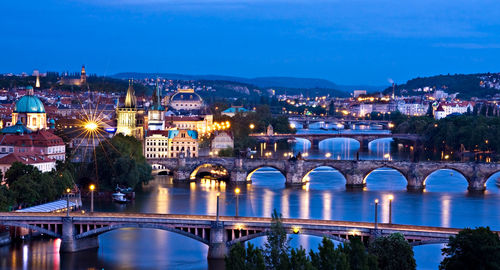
[84,121,98,131]
[89,184,95,191]
[66,188,71,193]
[249,123,255,129]
[217,192,220,197]
[292,226,300,234]
[388,194,394,201]
[375,199,379,204]
[235,187,240,194]
[290,123,296,129]
[325,153,331,158]
[444,154,450,160]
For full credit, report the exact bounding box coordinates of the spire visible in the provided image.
[150,78,163,111]
[124,79,137,108]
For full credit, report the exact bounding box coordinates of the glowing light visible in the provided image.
[292,226,300,234]
[325,152,331,158]
[84,121,98,131]
[444,154,450,160]
[66,188,71,193]
[290,123,296,129]
[375,199,379,204]
[235,187,240,194]
[249,123,255,129]
[89,184,95,191]
[388,194,394,201]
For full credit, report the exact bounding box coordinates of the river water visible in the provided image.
[1,127,500,270]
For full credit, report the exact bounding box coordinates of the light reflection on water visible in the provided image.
[2,136,500,270]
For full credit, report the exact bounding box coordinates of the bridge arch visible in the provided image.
[246,166,287,182]
[301,165,348,187]
[228,230,350,246]
[362,166,409,189]
[0,221,61,238]
[75,223,209,245]
[484,171,500,192]
[423,168,470,191]
[189,163,230,181]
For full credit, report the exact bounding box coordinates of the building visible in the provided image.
[12,86,47,130]
[397,103,427,116]
[169,89,203,111]
[0,121,65,161]
[169,129,198,158]
[434,101,473,120]
[144,129,199,159]
[221,106,249,117]
[144,130,170,159]
[165,115,213,134]
[353,90,367,97]
[147,82,165,131]
[0,152,56,176]
[116,81,143,139]
[211,131,233,153]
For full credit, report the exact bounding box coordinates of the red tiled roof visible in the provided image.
[0,152,55,165]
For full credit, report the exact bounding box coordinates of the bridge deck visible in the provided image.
[0,212,464,235]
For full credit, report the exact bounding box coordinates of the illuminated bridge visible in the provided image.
[0,212,479,259]
[150,157,500,192]
[249,133,420,149]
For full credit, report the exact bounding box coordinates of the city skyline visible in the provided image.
[1,0,500,85]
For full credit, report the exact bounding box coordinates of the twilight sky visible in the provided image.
[1,0,500,85]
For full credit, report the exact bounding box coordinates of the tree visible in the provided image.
[310,237,349,270]
[4,162,40,186]
[342,236,378,270]
[263,209,290,269]
[440,227,500,270]
[92,134,152,190]
[225,242,266,270]
[369,233,416,270]
[289,247,315,270]
[0,184,13,211]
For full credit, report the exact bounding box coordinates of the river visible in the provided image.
[1,127,500,269]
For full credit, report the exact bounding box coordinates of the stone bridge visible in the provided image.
[150,157,500,192]
[288,117,391,129]
[249,133,419,149]
[0,212,479,259]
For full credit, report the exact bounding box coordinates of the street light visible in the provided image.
[84,121,98,131]
[235,188,240,217]
[374,199,379,229]
[388,195,394,224]
[66,188,71,217]
[89,184,95,214]
[249,123,255,130]
[216,192,220,222]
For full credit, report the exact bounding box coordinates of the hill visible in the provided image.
[112,72,383,93]
[383,73,500,99]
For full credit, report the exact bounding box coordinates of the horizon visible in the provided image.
[1,0,500,85]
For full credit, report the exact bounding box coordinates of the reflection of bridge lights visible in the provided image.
[292,226,300,234]
[302,153,309,157]
[383,153,391,160]
[302,182,310,191]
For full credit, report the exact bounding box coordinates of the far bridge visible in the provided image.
[287,117,391,129]
[0,212,484,259]
[150,157,500,192]
[249,133,420,149]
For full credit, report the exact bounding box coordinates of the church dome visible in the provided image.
[171,92,202,102]
[14,94,46,113]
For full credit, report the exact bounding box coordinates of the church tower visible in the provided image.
[116,80,140,138]
[147,79,165,130]
[80,65,87,85]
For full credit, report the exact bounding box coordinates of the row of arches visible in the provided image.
[188,163,500,192]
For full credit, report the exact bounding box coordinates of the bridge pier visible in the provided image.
[207,221,228,260]
[60,217,99,253]
[285,160,307,187]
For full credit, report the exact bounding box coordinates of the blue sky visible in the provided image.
[1,0,500,85]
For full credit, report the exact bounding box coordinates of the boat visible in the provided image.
[112,192,128,204]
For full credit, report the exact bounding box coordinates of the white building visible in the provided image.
[211,131,234,152]
[0,152,56,178]
[434,101,474,119]
[397,103,427,116]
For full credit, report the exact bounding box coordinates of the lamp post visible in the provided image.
[66,188,71,217]
[216,192,220,222]
[388,195,394,224]
[235,188,240,217]
[374,199,379,229]
[90,184,95,214]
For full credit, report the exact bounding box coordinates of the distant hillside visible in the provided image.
[383,73,500,99]
[113,72,384,93]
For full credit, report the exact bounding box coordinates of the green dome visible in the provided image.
[14,95,45,113]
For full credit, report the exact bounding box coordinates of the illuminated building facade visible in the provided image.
[147,82,165,131]
[12,86,47,130]
[144,129,199,159]
[169,88,203,111]
[116,81,143,139]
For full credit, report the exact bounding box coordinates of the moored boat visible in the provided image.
[112,192,128,203]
